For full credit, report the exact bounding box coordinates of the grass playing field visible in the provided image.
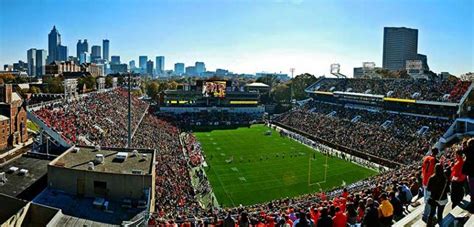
[194,124,377,207]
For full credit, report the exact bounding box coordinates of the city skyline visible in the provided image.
[0,0,473,76]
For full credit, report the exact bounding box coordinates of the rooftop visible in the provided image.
[50,146,154,175]
[34,189,141,225]
[0,155,49,198]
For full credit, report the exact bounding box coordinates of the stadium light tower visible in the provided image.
[290,68,295,103]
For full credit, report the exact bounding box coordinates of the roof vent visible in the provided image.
[131,169,143,175]
[132,150,139,157]
[115,152,128,161]
[0,172,7,184]
[95,145,101,151]
[95,154,105,164]
[88,162,95,170]
[141,153,148,161]
[73,147,80,153]
[19,169,29,176]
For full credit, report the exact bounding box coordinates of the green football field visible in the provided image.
[194,124,377,207]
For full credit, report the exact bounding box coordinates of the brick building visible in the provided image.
[0,84,28,150]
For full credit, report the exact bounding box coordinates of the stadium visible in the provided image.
[26,74,474,226]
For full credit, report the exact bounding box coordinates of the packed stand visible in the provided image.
[169,112,262,127]
[132,114,210,219]
[149,138,474,226]
[182,133,205,167]
[312,78,471,102]
[275,101,451,165]
[34,88,148,146]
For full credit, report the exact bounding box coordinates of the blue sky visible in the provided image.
[0,0,473,76]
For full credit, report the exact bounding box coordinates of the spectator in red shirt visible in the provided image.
[451,149,467,208]
[332,207,347,227]
[422,148,438,221]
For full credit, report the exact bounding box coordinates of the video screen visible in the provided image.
[202,81,226,98]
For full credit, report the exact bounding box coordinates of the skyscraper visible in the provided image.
[103,39,110,62]
[185,66,196,75]
[382,27,418,71]
[139,56,148,73]
[111,56,121,65]
[129,60,136,72]
[155,56,165,74]
[47,26,62,63]
[36,49,47,76]
[27,49,36,76]
[76,40,82,59]
[174,63,185,75]
[27,48,47,76]
[58,45,68,61]
[79,52,89,64]
[91,45,101,62]
[76,39,89,59]
[195,62,206,75]
[146,60,154,75]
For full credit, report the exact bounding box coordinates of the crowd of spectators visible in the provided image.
[274,101,452,165]
[148,138,473,226]
[182,133,205,167]
[31,87,474,226]
[312,78,471,102]
[132,114,201,217]
[34,88,148,146]
[168,112,262,127]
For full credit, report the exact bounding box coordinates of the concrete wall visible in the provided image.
[48,165,153,202]
[0,202,29,227]
[21,203,60,227]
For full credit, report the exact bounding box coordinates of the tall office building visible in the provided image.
[58,45,68,61]
[36,50,47,76]
[139,56,148,72]
[146,60,154,75]
[185,66,196,75]
[76,39,89,58]
[155,56,165,74]
[79,52,89,64]
[111,56,120,65]
[195,62,206,75]
[76,40,82,58]
[47,26,62,63]
[174,63,185,75]
[91,45,101,62]
[416,54,429,70]
[103,39,110,62]
[382,27,418,71]
[129,60,136,70]
[27,49,37,76]
[28,48,47,77]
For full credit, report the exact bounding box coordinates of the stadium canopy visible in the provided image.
[245,82,270,88]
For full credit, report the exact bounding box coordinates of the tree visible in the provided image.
[289,73,318,100]
[271,83,291,103]
[0,73,15,83]
[166,81,178,90]
[105,76,113,88]
[43,77,64,93]
[131,89,142,97]
[29,86,41,94]
[146,81,160,100]
[78,76,97,90]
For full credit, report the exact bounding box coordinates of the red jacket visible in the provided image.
[422,156,436,186]
[451,156,466,182]
[332,212,347,227]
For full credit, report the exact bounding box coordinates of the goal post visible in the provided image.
[308,151,328,187]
